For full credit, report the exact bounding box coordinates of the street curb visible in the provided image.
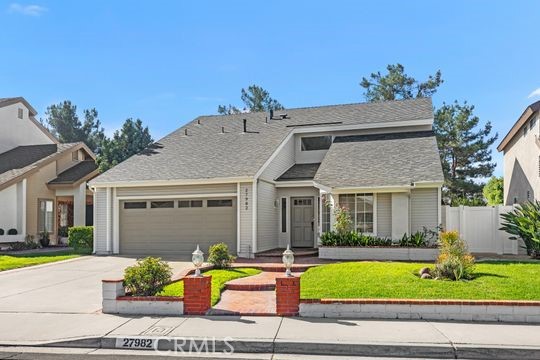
[17,335,540,360]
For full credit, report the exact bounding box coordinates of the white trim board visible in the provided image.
[116,193,238,200]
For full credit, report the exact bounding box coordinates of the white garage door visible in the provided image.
[119,198,236,257]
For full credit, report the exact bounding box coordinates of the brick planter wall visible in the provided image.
[184,275,212,315]
[276,276,300,316]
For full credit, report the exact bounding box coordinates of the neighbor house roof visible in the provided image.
[277,163,321,181]
[0,96,59,143]
[497,100,540,152]
[48,160,99,186]
[313,131,444,189]
[0,143,91,191]
[91,98,434,185]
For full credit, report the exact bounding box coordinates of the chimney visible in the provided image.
[221,126,225,133]
[243,119,247,133]
[269,109,274,120]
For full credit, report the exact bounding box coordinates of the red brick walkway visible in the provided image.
[209,271,303,315]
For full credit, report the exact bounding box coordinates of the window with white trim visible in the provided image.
[17,108,23,119]
[178,200,203,208]
[151,201,174,209]
[301,136,332,151]
[338,193,374,233]
[38,199,54,232]
[207,199,233,207]
[321,194,331,233]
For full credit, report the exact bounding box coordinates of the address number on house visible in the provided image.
[116,337,155,349]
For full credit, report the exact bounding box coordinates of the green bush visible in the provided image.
[124,257,172,296]
[433,231,475,281]
[320,231,392,247]
[68,226,93,250]
[500,201,540,258]
[208,242,236,269]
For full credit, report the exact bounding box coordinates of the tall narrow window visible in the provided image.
[38,199,54,233]
[281,198,287,233]
[17,108,23,119]
[321,194,331,233]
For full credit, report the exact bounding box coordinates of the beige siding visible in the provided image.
[376,193,392,237]
[257,181,278,252]
[260,135,295,181]
[94,188,108,254]
[25,162,57,238]
[116,183,236,197]
[410,188,439,233]
[238,182,253,256]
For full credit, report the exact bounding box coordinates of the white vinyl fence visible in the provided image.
[442,205,520,255]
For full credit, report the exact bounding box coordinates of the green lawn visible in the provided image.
[300,261,540,300]
[0,251,84,271]
[160,267,261,305]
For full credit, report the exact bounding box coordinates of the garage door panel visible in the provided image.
[119,199,237,257]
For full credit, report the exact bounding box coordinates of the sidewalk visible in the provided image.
[0,313,539,359]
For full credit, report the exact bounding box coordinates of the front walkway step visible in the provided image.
[209,290,276,315]
[255,247,319,258]
[225,271,303,291]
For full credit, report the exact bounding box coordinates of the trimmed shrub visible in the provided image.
[433,231,475,281]
[320,231,392,247]
[68,226,93,250]
[124,257,172,296]
[7,229,18,235]
[208,242,236,269]
[500,201,540,258]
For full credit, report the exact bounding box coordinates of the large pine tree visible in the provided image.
[218,85,284,114]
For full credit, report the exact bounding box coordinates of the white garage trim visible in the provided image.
[113,188,119,254]
[237,182,241,255]
[252,181,257,254]
[116,193,238,200]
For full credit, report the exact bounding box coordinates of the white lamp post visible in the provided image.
[282,245,295,277]
[192,245,204,277]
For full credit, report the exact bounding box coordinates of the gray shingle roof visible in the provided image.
[0,143,80,187]
[91,98,434,184]
[48,160,98,185]
[313,131,444,188]
[277,163,321,181]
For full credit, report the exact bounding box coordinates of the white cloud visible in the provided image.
[8,3,47,16]
[528,88,540,99]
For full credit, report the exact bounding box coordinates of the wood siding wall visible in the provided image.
[94,188,108,254]
[410,188,439,233]
[257,181,278,252]
[376,193,392,237]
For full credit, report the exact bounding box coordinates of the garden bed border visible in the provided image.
[319,246,439,261]
[299,298,540,323]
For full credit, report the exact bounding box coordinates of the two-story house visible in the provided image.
[0,97,98,244]
[90,98,444,258]
[497,100,540,205]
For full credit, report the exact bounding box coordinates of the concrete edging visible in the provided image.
[299,300,540,323]
[319,246,439,261]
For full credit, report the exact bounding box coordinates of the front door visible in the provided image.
[291,197,314,247]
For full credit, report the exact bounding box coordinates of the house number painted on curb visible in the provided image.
[116,337,155,349]
[244,188,249,210]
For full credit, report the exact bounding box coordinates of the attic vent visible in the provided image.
[197,119,201,125]
[243,119,247,133]
[17,108,23,119]
[279,113,288,119]
[184,128,189,136]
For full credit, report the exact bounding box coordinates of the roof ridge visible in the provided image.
[195,97,432,118]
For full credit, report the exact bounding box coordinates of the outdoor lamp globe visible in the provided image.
[192,245,204,277]
[282,245,295,277]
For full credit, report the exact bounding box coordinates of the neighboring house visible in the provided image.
[90,98,444,258]
[0,97,99,243]
[497,100,540,205]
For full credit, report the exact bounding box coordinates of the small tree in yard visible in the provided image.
[500,201,540,258]
[483,176,504,206]
[208,243,236,269]
[123,257,172,296]
[333,205,353,235]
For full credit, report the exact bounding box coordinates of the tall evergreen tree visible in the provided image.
[360,64,443,101]
[218,85,284,114]
[433,101,498,202]
[42,100,105,153]
[97,118,153,172]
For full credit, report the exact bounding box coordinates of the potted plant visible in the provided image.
[39,230,50,247]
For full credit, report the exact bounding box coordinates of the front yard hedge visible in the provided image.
[68,226,93,250]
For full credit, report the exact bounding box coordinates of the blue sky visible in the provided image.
[1,1,539,176]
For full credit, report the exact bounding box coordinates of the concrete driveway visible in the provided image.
[0,256,192,314]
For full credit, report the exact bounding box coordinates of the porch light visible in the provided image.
[192,245,204,277]
[282,245,294,277]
